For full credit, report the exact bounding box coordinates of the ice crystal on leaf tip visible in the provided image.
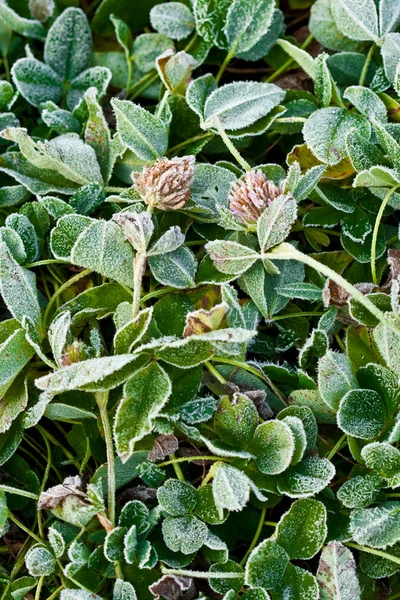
[229,170,284,224]
[132,155,195,211]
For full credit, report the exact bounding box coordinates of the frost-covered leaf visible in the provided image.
[0,1,45,39]
[214,392,259,449]
[331,0,379,42]
[203,82,285,131]
[318,351,358,411]
[114,362,171,461]
[0,242,41,329]
[25,545,56,577]
[251,420,294,475]
[44,8,91,81]
[337,388,387,439]
[114,579,137,600]
[150,2,195,40]
[205,240,259,275]
[317,542,361,600]
[212,463,265,518]
[51,216,135,288]
[35,354,146,393]
[303,108,371,165]
[112,98,168,161]
[337,474,383,508]
[0,129,102,185]
[245,539,290,590]
[257,194,297,251]
[158,479,197,516]
[278,455,335,498]
[148,246,197,289]
[276,499,327,559]
[84,87,113,184]
[350,501,400,548]
[277,39,316,79]
[224,0,275,55]
[344,86,387,122]
[11,58,62,107]
[162,515,208,554]
[361,442,400,487]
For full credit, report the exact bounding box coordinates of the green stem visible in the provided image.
[326,433,347,461]
[271,311,324,322]
[126,57,133,96]
[35,576,44,600]
[167,132,214,156]
[8,511,42,543]
[37,425,78,468]
[266,34,314,83]
[240,506,267,566]
[46,585,64,600]
[346,542,400,565]
[141,286,176,304]
[216,43,238,84]
[0,485,38,499]
[95,392,116,526]
[205,361,227,384]
[43,268,92,328]
[213,118,251,172]
[156,90,170,119]
[127,70,158,100]
[359,43,375,87]
[25,259,69,268]
[38,427,52,539]
[132,253,147,319]
[371,184,399,285]
[169,454,185,481]
[266,244,394,331]
[158,455,231,467]
[264,521,278,527]
[161,567,244,579]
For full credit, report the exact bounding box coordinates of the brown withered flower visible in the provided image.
[229,170,283,224]
[132,155,195,211]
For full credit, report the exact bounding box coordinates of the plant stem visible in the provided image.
[265,244,394,331]
[126,57,133,96]
[0,485,38,499]
[158,455,231,467]
[167,132,214,156]
[156,90,170,119]
[359,43,375,87]
[161,567,244,579]
[35,576,44,600]
[205,361,227,384]
[264,521,278,527]
[46,585,64,600]
[371,184,399,285]
[127,70,158,100]
[326,433,347,461]
[43,268,92,328]
[216,43,238,84]
[240,506,267,566]
[8,511,42,543]
[38,427,53,538]
[346,542,400,565]
[271,311,324,322]
[132,253,147,319]
[214,118,251,172]
[95,392,115,525]
[25,259,69,268]
[169,454,185,481]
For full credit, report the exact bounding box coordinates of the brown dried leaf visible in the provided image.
[149,575,195,600]
[38,475,85,510]
[183,303,228,337]
[148,434,179,462]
